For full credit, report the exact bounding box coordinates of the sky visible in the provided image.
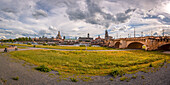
[0,0,170,39]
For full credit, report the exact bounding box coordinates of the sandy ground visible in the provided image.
[0,48,170,85]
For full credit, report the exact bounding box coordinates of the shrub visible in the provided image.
[43,43,48,46]
[27,43,32,45]
[80,45,86,47]
[149,63,153,67]
[12,76,19,80]
[33,45,36,47]
[70,78,78,82]
[110,69,124,77]
[35,65,51,72]
[52,44,56,46]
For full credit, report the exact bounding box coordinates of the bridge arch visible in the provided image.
[126,42,146,49]
[158,44,170,51]
[114,42,120,48]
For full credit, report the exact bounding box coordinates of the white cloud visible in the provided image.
[0,0,169,39]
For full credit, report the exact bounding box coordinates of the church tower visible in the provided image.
[105,30,109,39]
[56,31,62,39]
[87,33,90,38]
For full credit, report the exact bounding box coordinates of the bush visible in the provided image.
[149,63,153,67]
[52,44,56,46]
[27,43,32,45]
[110,69,124,77]
[70,78,78,82]
[33,45,36,47]
[80,45,86,47]
[43,43,48,46]
[12,76,19,80]
[35,65,51,72]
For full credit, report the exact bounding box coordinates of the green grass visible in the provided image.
[9,50,170,76]
[0,45,8,48]
[5,43,116,50]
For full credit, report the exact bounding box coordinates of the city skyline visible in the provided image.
[0,0,170,39]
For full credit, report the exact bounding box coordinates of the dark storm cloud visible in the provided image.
[32,10,48,19]
[125,8,136,14]
[116,13,131,23]
[66,0,134,28]
[1,8,17,13]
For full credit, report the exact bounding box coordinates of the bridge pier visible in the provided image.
[119,40,127,49]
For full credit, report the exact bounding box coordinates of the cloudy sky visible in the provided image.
[0,0,170,39]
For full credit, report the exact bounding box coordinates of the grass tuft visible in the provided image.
[131,75,137,79]
[35,65,51,72]
[120,76,128,81]
[70,78,78,82]
[110,69,124,77]
[12,76,19,80]
[141,75,145,79]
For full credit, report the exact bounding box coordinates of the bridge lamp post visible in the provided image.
[141,32,143,37]
[134,27,136,38]
[162,29,165,37]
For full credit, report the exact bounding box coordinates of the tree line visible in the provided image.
[0,37,32,42]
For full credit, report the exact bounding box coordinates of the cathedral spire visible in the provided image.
[105,30,109,39]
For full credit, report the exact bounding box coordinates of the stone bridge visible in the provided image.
[107,36,170,51]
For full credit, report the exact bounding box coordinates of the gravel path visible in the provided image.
[0,48,170,85]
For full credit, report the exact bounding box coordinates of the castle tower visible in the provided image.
[105,30,109,39]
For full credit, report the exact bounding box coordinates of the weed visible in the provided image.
[120,76,128,81]
[12,76,19,80]
[35,65,51,72]
[141,75,145,79]
[131,75,137,79]
[1,78,7,83]
[70,78,78,82]
[110,69,124,77]
[82,77,92,81]
[126,78,131,82]
[110,78,114,81]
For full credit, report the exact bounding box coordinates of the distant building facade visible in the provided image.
[78,33,93,42]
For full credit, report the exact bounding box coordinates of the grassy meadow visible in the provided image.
[4,43,115,50]
[9,50,170,76]
[0,45,8,48]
